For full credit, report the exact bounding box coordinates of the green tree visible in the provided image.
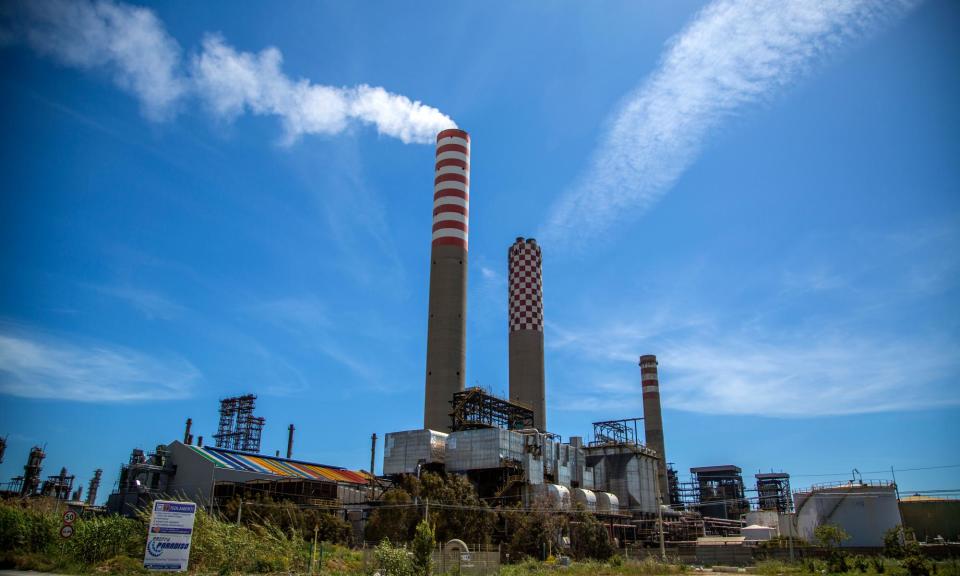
[365,488,417,543]
[814,524,850,574]
[412,520,435,576]
[569,507,615,561]
[505,499,566,562]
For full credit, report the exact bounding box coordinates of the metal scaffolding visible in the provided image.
[756,472,793,512]
[213,394,265,453]
[678,465,750,521]
[449,387,535,431]
[590,417,644,446]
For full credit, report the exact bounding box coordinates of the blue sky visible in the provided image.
[0,0,957,504]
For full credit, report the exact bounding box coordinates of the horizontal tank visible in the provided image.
[527,483,571,509]
[573,488,597,512]
[596,491,620,514]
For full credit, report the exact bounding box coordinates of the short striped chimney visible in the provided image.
[424,128,470,432]
[641,354,670,503]
[509,237,546,431]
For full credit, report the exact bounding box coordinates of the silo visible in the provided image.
[508,237,546,431]
[424,128,470,432]
[640,355,670,504]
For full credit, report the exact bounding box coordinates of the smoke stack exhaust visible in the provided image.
[184,418,192,444]
[508,237,546,431]
[286,424,295,459]
[640,354,670,503]
[424,128,470,431]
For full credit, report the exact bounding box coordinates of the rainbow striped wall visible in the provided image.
[186,445,370,485]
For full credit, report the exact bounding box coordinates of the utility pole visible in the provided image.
[656,479,666,561]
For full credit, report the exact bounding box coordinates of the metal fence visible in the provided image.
[362,542,501,576]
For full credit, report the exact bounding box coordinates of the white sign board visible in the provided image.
[143,500,197,571]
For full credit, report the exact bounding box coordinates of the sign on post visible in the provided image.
[59,525,74,539]
[143,500,197,572]
[62,510,77,524]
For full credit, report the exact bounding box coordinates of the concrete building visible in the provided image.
[424,128,470,432]
[508,237,546,431]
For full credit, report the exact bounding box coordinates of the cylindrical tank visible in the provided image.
[596,492,620,514]
[424,128,470,432]
[573,488,597,512]
[508,237,546,431]
[640,355,669,503]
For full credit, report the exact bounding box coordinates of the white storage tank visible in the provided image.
[596,491,620,514]
[573,488,597,512]
[793,481,902,547]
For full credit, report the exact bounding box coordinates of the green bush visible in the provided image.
[373,538,414,576]
[0,501,58,553]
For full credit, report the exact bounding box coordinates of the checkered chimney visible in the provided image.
[424,128,470,432]
[508,237,546,431]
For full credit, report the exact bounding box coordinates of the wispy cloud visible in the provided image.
[89,283,184,320]
[1,0,183,120]
[541,0,920,246]
[551,316,960,417]
[1,0,454,143]
[0,324,200,402]
[549,222,960,417]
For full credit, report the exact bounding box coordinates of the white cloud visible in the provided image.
[541,0,920,246]
[548,223,960,417]
[2,1,455,143]
[3,0,185,120]
[90,283,184,320]
[0,326,200,402]
[551,319,960,417]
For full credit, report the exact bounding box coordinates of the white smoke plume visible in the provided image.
[191,35,454,144]
[1,0,455,143]
[541,0,921,246]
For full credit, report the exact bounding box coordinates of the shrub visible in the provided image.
[373,538,414,576]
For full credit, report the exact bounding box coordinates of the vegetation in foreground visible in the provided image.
[1,498,955,576]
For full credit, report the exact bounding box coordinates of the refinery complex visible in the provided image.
[1,129,956,555]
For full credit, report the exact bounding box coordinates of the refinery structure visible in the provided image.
[1,128,954,555]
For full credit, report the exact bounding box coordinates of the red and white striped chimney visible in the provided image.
[641,354,669,503]
[424,128,470,432]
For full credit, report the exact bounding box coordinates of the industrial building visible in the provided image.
[10,126,919,556]
[106,441,371,517]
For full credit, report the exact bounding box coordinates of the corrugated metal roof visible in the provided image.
[186,445,370,485]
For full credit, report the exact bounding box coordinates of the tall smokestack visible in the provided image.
[184,418,192,444]
[508,237,546,431]
[286,424,295,459]
[86,469,102,506]
[640,354,669,503]
[424,128,470,432]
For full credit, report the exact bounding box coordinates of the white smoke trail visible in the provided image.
[540,0,921,247]
[1,0,454,143]
[191,35,454,145]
